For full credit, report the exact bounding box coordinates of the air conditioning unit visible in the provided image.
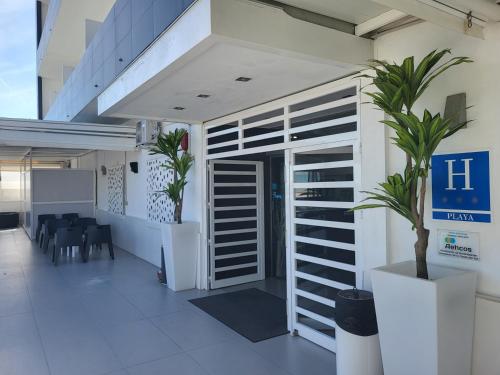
[136,120,160,147]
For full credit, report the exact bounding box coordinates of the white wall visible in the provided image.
[30,168,95,238]
[80,123,203,269]
[374,21,500,375]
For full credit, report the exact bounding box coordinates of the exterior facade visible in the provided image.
[35,0,500,373]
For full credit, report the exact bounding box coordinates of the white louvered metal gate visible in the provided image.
[203,77,366,351]
[288,141,361,352]
[208,160,265,289]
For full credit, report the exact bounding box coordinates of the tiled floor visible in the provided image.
[0,228,336,375]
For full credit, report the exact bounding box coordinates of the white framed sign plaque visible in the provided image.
[437,229,480,261]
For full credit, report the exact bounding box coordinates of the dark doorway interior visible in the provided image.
[265,153,286,280]
[217,150,286,297]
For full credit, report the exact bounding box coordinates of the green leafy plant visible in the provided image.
[354,49,472,278]
[150,128,194,224]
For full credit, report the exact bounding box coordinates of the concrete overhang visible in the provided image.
[0,118,135,151]
[98,0,373,123]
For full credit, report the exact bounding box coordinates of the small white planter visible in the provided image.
[160,221,200,292]
[371,261,477,375]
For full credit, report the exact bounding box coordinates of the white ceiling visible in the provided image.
[103,42,358,122]
[278,0,391,24]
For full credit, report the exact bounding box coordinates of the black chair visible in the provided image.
[36,214,56,242]
[41,219,70,253]
[52,226,84,266]
[73,217,97,231]
[62,213,79,225]
[84,225,114,261]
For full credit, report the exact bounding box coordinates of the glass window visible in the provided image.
[290,123,356,142]
[213,163,256,172]
[215,243,257,257]
[215,220,257,232]
[243,121,283,137]
[295,207,354,223]
[297,277,340,301]
[244,136,284,149]
[215,266,257,280]
[296,241,355,265]
[214,198,256,207]
[290,103,356,128]
[296,260,356,286]
[294,167,353,183]
[214,174,256,183]
[214,209,257,220]
[215,231,257,244]
[297,296,335,320]
[294,146,353,165]
[297,313,335,338]
[207,121,238,134]
[215,255,257,268]
[296,224,355,244]
[294,188,353,202]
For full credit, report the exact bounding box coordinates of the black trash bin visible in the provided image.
[335,288,383,375]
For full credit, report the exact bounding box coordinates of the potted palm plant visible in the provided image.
[355,50,477,375]
[150,128,199,291]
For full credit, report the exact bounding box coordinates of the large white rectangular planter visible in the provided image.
[371,261,477,375]
[160,221,200,292]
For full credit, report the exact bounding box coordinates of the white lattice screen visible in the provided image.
[146,157,175,223]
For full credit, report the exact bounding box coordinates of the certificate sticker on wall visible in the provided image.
[438,229,480,261]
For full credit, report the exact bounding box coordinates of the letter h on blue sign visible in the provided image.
[431,151,491,222]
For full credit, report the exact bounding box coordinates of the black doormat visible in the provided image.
[189,288,289,342]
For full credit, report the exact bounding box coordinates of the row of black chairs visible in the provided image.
[36,214,114,266]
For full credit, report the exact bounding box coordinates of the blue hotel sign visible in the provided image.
[432,151,491,223]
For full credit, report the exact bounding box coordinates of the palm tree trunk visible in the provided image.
[176,202,183,224]
[415,227,430,279]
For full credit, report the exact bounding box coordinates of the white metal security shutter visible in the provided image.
[289,141,361,352]
[204,80,359,160]
[208,160,265,289]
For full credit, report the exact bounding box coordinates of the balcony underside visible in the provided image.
[97,0,373,123]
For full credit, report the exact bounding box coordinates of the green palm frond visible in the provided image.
[356,49,472,236]
[149,129,187,160]
[150,128,193,223]
[353,172,415,227]
[363,49,472,114]
[385,110,466,172]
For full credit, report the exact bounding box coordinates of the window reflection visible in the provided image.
[294,188,353,202]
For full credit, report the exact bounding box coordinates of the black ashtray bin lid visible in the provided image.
[335,288,378,336]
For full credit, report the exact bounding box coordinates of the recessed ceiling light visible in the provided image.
[235,77,252,82]
[197,94,210,98]
[173,106,185,111]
